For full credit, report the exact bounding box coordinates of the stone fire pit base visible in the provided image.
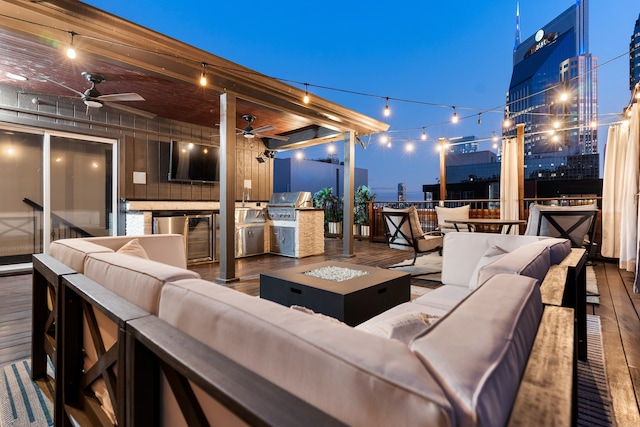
[259,261,410,326]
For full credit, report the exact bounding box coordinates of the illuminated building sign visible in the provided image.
[524,30,558,58]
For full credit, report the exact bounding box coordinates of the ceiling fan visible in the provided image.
[239,114,289,141]
[44,71,156,119]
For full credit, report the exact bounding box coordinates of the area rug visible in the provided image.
[389,252,442,280]
[0,359,53,427]
[578,315,615,426]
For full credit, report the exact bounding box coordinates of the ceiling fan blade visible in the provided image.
[42,76,84,97]
[105,102,157,119]
[255,133,289,142]
[97,93,145,102]
[251,125,275,134]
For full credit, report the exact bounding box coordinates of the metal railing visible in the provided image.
[328,196,602,244]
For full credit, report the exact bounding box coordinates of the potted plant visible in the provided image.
[354,185,376,237]
[313,187,343,235]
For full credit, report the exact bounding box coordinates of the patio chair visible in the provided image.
[434,205,476,234]
[382,207,443,266]
[525,203,598,256]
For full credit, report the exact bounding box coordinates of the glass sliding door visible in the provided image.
[0,129,43,265]
[0,126,117,268]
[48,135,115,243]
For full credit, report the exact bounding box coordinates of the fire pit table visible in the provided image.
[260,261,411,326]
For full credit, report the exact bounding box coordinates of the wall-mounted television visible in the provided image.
[168,140,220,183]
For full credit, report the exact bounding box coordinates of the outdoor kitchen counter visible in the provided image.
[269,208,324,258]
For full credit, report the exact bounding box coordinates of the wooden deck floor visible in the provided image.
[1,238,639,424]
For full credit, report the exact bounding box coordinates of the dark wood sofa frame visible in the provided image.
[31,248,587,426]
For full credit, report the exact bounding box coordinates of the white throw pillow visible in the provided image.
[290,305,347,326]
[355,312,440,344]
[469,245,508,290]
[116,238,150,259]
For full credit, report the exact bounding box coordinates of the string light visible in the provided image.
[503,117,512,128]
[380,134,389,144]
[303,83,310,104]
[421,128,427,140]
[477,113,482,124]
[384,97,390,117]
[66,31,77,59]
[6,14,629,140]
[405,142,414,152]
[199,62,207,86]
[451,107,458,123]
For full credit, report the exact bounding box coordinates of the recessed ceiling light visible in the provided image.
[6,72,27,81]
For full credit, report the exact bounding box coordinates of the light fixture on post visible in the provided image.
[66,31,77,59]
[421,127,427,140]
[384,97,390,117]
[303,83,310,104]
[199,62,208,86]
[451,106,458,123]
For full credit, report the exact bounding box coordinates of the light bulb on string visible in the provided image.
[503,117,512,128]
[492,132,498,149]
[477,113,482,124]
[379,134,388,144]
[421,128,427,140]
[405,142,414,152]
[66,31,77,59]
[451,107,458,123]
[383,97,390,117]
[303,83,310,104]
[199,62,208,86]
[383,98,390,116]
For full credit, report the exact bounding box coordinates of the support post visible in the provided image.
[216,92,238,283]
[343,131,355,258]
[439,138,447,201]
[516,124,525,224]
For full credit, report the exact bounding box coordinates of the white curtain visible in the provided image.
[621,104,639,274]
[500,137,519,235]
[601,123,629,258]
[602,103,640,292]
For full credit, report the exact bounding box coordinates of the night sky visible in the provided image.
[84,0,638,199]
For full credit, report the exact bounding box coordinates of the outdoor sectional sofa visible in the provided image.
[31,232,586,426]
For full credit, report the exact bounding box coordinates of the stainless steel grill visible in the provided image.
[267,192,313,221]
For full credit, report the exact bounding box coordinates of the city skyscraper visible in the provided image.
[631,13,640,91]
[505,0,598,180]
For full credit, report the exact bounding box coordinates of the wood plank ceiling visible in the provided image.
[0,0,388,150]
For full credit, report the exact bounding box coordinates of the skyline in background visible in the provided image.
[85,0,638,200]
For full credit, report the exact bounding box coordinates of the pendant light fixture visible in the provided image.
[199,62,208,86]
[303,83,310,104]
[66,31,77,59]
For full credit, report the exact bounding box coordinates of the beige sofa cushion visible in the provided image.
[476,242,551,288]
[158,279,454,427]
[50,239,114,273]
[85,234,188,268]
[441,233,544,287]
[411,274,542,427]
[84,252,199,314]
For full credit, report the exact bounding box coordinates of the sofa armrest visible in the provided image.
[508,305,574,427]
[127,315,346,427]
